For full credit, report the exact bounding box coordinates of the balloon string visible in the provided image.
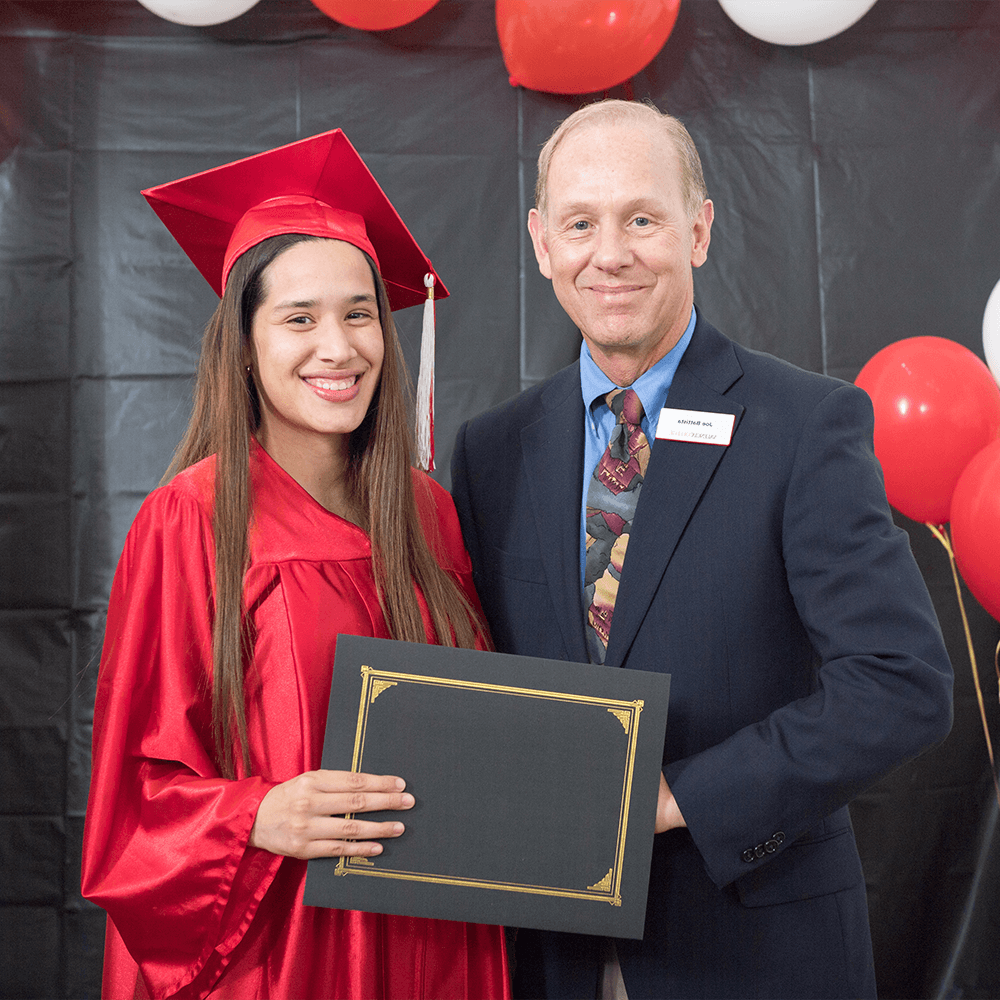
[996,636,1000,712]
[925,522,1000,808]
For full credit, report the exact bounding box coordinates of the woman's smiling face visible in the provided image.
[251,237,384,453]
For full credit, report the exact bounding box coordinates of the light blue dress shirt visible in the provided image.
[579,306,697,584]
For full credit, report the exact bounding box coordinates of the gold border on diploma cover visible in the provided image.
[334,664,646,907]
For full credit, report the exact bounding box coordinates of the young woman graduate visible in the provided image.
[81,131,510,1000]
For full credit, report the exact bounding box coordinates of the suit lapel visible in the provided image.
[521,365,591,663]
[604,318,745,667]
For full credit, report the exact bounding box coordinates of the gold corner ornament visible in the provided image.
[588,868,614,892]
[370,679,397,703]
[608,700,643,733]
[335,855,376,876]
[608,708,631,733]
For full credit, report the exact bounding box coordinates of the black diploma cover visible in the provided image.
[303,634,670,939]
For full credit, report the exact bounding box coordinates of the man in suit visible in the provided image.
[450,99,953,999]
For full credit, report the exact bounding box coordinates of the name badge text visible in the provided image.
[656,407,735,446]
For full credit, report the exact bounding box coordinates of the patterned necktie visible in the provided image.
[584,388,651,664]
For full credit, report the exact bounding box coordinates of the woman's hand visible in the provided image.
[250,770,414,859]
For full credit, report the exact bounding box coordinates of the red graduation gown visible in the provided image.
[81,443,510,1000]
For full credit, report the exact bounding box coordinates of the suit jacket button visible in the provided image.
[754,844,766,859]
[741,849,755,863]
[772,831,785,845]
[765,839,778,853]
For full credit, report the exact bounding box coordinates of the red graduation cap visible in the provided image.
[141,128,448,311]
[142,130,445,470]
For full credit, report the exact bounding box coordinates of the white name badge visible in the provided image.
[656,407,735,446]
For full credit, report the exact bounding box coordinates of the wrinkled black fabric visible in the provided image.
[0,2,997,998]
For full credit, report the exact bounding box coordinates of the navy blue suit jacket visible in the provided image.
[451,315,953,999]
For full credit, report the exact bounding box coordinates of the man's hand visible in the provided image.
[656,772,686,833]
[250,769,414,859]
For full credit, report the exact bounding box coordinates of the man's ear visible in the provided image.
[527,208,553,280]
[691,199,713,269]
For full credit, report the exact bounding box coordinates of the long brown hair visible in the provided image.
[163,233,485,779]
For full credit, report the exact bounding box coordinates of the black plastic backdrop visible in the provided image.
[0,1,999,997]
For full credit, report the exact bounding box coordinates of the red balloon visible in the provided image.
[951,439,1000,621]
[496,0,681,95]
[854,336,1000,524]
[310,0,438,30]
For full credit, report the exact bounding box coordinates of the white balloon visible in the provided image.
[983,276,1000,388]
[137,0,260,27]
[719,0,878,46]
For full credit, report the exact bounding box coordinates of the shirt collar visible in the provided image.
[580,306,697,430]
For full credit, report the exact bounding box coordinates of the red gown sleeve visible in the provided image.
[81,483,283,999]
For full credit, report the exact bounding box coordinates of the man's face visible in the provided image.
[528,122,712,383]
